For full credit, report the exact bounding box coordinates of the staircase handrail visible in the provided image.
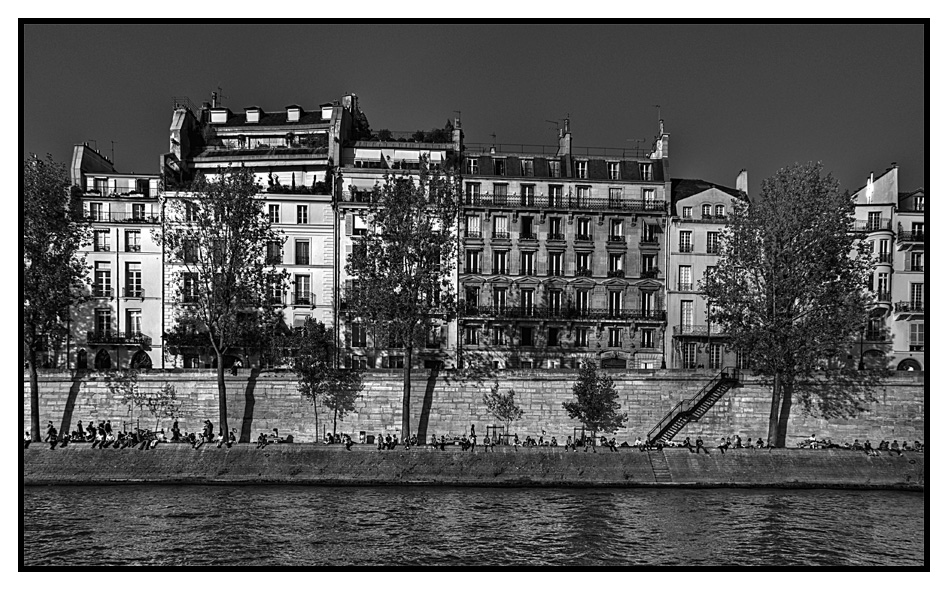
[647,367,740,443]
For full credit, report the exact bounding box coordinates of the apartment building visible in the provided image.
[850,165,925,371]
[666,173,748,370]
[458,120,671,370]
[159,94,354,367]
[70,144,161,370]
[335,118,463,369]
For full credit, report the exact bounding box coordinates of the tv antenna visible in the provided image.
[545,119,561,134]
[626,137,646,155]
[86,139,98,151]
[215,84,228,107]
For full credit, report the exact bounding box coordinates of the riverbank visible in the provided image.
[22,445,925,489]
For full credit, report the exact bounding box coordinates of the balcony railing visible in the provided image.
[895,301,924,314]
[874,290,892,302]
[463,193,665,212]
[295,256,311,265]
[877,253,893,263]
[673,325,726,337]
[678,282,693,291]
[640,269,660,279]
[464,267,481,274]
[707,245,721,254]
[576,234,592,242]
[126,244,141,253]
[520,269,537,276]
[606,269,626,278]
[465,230,482,239]
[91,287,113,298]
[608,235,625,243]
[679,244,694,253]
[897,231,925,243]
[123,287,144,298]
[548,269,564,277]
[852,219,893,232]
[519,232,537,241]
[680,215,727,224]
[640,235,660,245]
[340,190,373,203]
[87,213,160,224]
[86,331,152,347]
[93,244,111,252]
[575,268,592,277]
[910,264,924,272]
[865,331,886,342]
[461,305,665,321]
[492,231,510,239]
[293,293,312,305]
[548,233,565,241]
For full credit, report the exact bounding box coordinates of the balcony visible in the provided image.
[520,269,538,277]
[707,245,721,255]
[93,244,111,252]
[293,293,312,306]
[491,267,508,275]
[576,234,592,242]
[340,190,373,203]
[465,230,482,239]
[86,331,152,347]
[574,268,592,277]
[877,253,893,264]
[519,233,537,241]
[548,269,564,277]
[295,256,311,266]
[463,267,481,274]
[606,269,626,278]
[640,269,660,279]
[874,290,892,303]
[126,244,141,253]
[910,264,924,272]
[678,282,693,291]
[181,293,199,304]
[679,244,694,253]
[895,301,924,315]
[852,219,893,232]
[87,213,161,224]
[896,230,925,244]
[91,287,113,298]
[547,233,565,241]
[640,235,660,248]
[673,325,726,337]
[461,305,665,322]
[492,231,510,240]
[607,235,626,243]
[462,192,666,213]
[123,287,145,298]
[680,215,728,225]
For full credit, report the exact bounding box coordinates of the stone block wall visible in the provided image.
[23,369,924,445]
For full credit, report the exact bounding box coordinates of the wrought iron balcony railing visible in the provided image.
[547,233,565,241]
[576,234,592,242]
[897,231,925,243]
[640,269,660,279]
[895,301,924,313]
[679,244,694,253]
[606,269,626,278]
[87,213,161,224]
[461,305,666,321]
[673,325,726,337]
[92,287,113,298]
[608,235,626,243]
[519,233,537,241]
[462,193,666,213]
[293,293,312,305]
[877,253,893,263]
[874,290,892,302]
[465,230,482,239]
[678,282,693,291]
[640,235,660,245]
[123,287,144,298]
[87,331,152,347]
[492,231,510,239]
[852,219,893,232]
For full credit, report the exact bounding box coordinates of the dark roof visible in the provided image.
[898,188,925,198]
[671,178,745,208]
[219,110,329,127]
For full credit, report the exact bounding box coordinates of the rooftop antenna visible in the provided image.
[626,137,646,156]
[86,139,98,151]
[215,84,228,107]
[545,119,561,136]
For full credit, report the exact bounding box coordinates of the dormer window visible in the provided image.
[320,103,333,120]
[245,107,262,123]
[210,108,229,124]
[286,105,302,123]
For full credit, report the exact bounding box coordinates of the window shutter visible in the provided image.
[478,156,492,175]
[589,159,607,180]
[345,213,353,235]
[505,156,519,177]
[561,155,573,178]
[344,326,351,347]
[621,161,638,181]
[534,157,549,178]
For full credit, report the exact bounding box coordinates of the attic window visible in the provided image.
[245,107,262,123]
[286,106,302,123]
[321,104,333,120]
[210,109,229,124]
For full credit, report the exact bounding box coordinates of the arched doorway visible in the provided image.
[76,349,87,370]
[897,358,922,371]
[130,349,152,370]
[94,349,112,370]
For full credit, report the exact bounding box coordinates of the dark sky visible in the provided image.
[23,23,926,194]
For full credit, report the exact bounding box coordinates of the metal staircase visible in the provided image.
[647,367,742,446]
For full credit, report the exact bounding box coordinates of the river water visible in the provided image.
[23,486,923,566]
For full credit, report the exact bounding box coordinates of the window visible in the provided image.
[493,288,507,310]
[95,309,112,335]
[641,291,654,314]
[910,283,923,307]
[387,356,405,369]
[549,290,562,315]
[182,272,198,303]
[709,344,723,369]
[493,216,508,238]
[90,202,104,221]
[464,326,479,346]
[520,159,534,177]
[184,202,197,222]
[94,263,111,297]
[576,290,589,314]
[521,216,535,238]
[493,159,506,176]
[94,230,110,252]
[126,309,142,337]
[125,262,142,297]
[125,230,140,252]
[643,189,657,207]
[576,253,590,274]
[605,188,622,209]
[682,342,697,368]
[267,276,282,304]
[681,301,694,327]
[295,240,310,265]
[577,218,591,240]
[466,158,479,174]
[914,195,924,211]
[576,327,588,347]
[294,275,311,305]
[136,179,150,196]
[639,163,653,181]
[492,250,508,274]
[608,291,622,316]
[878,239,891,262]
[548,327,561,346]
[715,204,725,217]
[642,223,657,243]
[465,287,480,311]
[466,216,480,237]
[680,230,693,252]
[465,183,481,205]
[707,232,720,254]
[679,266,692,291]
[521,251,535,275]
[520,326,534,347]
[549,252,562,276]
[736,349,749,370]
[610,219,623,239]
[353,215,367,236]
[609,327,621,347]
[269,204,280,223]
[266,241,282,264]
[548,160,561,178]
[877,272,889,295]
[608,253,623,274]
[910,252,923,272]
[868,212,881,231]
[521,185,535,207]
[132,203,145,221]
[682,206,693,219]
[549,216,562,239]
[911,222,924,239]
[641,329,654,348]
[909,323,924,351]
[702,204,712,218]
[608,162,620,180]
[575,161,588,179]
[549,185,563,207]
[576,186,590,207]
[641,255,656,275]
[520,289,534,315]
[465,250,481,273]
[351,323,367,347]
[297,205,308,224]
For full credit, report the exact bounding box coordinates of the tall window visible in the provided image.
[493,287,507,310]
[576,253,590,274]
[608,327,621,347]
[639,163,653,181]
[877,272,889,295]
[520,159,534,177]
[465,183,481,205]
[548,327,561,346]
[493,159,506,176]
[297,205,308,224]
[608,253,623,274]
[520,185,535,207]
[493,216,508,238]
[125,262,142,297]
[351,323,367,347]
[269,204,280,223]
[492,250,508,274]
[465,286,480,311]
[266,241,282,265]
[643,189,657,207]
[549,290,562,315]
[868,211,881,231]
[878,239,890,262]
[90,202,104,221]
[520,289,534,315]
[641,291,654,313]
[608,188,622,208]
[295,275,311,305]
[577,218,590,240]
[94,230,110,252]
[909,323,924,351]
[182,272,198,303]
[548,160,561,178]
[549,185,563,207]
[910,252,923,272]
[267,276,282,304]
[125,230,140,252]
[295,240,310,265]
[681,300,694,327]
[184,202,197,222]
[702,204,712,218]
[576,327,588,347]
[575,161,588,179]
[709,344,723,369]
[680,230,693,252]
[682,342,698,368]
[642,223,657,243]
[520,326,534,347]
[94,263,111,297]
[126,309,142,337]
[492,325,507,346]
[679,266,692,291]
[914,195,924,211]
[466,158,478,174]
[608,162,620,180]
[464,326,479,346]
[576,186,590,207]
[549,252,562,276]
[549,216,562,238]
[576,290,589,313]
[641,254,656,274]
[682,206,693,219]
[910,283,923,307]
[95,309,112,335]
[521,216,534,238]
[610,219,623,239]
[465,250,481,273]
[466,216,480,237]
[521,251,535,275]
[608,291,622,316]
[641,329,654,348]
[132,203,145,220]
[707,232,720,254]
[715,204,725,217]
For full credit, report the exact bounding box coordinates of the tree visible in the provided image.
[145,384,182,432]
[483,382,524,439]
[563,360,628,447]
[106,369,145,427]
[703,162,877,448]
[290,319,363,438]
[154,166,286,437]
[23,155,90,441]
[346,158,460,437]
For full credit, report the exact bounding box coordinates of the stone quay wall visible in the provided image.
[22,446,924,489]
[23,369,924,446]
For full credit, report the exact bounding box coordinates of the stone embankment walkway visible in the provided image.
[23,445,925,489]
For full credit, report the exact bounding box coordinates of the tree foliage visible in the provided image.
[289,319,364,436]
[345,158,460,435]
[703,162,879,447]
[563,361,628,440]
[106,371,180,430]
[483,382,524,435]
[23,154,90,440]
[154,166,286,435]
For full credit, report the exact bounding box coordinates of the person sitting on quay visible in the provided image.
[755,438,765,449]
[633,436,643,449]
[483,435,493,452]
[460,435,470,451]
[914,441,923,452]
[391,434,400,450]
[608,438,619,453]
[403,435,410,450]
[430,434,438,448]
[23,431,31,449]
[733,435,743,449]
[717,437,730,454]
[439,435,446,451]
[345,434,354,451]
[105,420,113,436]
[171,420,181,443]
[410,434,418,447]
[85,421,96,441]
[863,440,877,456]
[90,427,105,449]
[565,435,574,451]
[682,437,694,453]
[44,421,56,443]
[889,440,903,457]
[377,435,385,450]
[695,437,709,454]
[76,421,85,441]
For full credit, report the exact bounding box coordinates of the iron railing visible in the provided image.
[895,301,924,313]
[461,305,665,321]
[673,325,726,336]
[462,193,665,212]
[897,231,925,243]
[87,213,160,224]
[647,367,741,444]
[677,282,693,291]
[548,233,565,241]
[852,219,893,232]
[607,235,626,243]
[123,287,144,298]
[293,293,312,305]
[519,233,537,241]
[87,331,152,347]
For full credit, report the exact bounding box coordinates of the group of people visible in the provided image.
[843,438,923,456]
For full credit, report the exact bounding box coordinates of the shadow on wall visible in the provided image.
[238,367,260,443]
[59,370,86,436]
[416,362,441,440]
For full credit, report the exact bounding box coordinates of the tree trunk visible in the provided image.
[216,351,229,437]
[313,399,319,441]
[775,378,794,448]
[401,347,412,437]
[767,372,782,447]
[29,348,40,441]
[333,408,338,436]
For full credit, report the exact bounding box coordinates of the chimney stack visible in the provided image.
[736,169,748,194]
[558,117,572,157]
[211,92,218,108]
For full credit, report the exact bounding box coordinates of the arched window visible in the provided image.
[702,204,712,218]
[715,204,725,217]
[94,349,112,370]
[897,358,922,371]
[130,349,152,370]
[76,349,88,370]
